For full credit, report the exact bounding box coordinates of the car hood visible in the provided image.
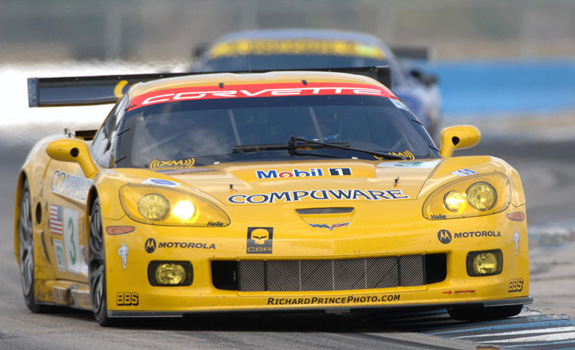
[153,159,448,206]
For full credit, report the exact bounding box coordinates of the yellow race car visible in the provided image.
[15,67,530,326]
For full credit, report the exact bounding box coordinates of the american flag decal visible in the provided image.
[49,204,63,235]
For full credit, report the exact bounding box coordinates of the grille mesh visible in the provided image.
[237,255,425,292]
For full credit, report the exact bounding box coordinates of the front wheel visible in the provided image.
[88,198,116,326]
[448,304,523,321]
[19,179,49,313]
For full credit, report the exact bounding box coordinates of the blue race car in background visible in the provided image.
[191,29,441,137]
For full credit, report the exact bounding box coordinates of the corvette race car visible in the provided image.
[191,28,442,137]
[15,66,530,327]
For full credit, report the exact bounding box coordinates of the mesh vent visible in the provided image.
[237,255,425,292]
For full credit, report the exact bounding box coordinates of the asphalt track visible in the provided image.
[1,119,575,349]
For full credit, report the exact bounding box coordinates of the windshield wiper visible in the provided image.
[232,138,404,160]
[289,137,405,160]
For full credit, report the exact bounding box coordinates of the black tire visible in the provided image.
[19,179,49,313]
[88,198,116,327]
[448,304,523,321]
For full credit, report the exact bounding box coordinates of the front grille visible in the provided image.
[236,255,425,292]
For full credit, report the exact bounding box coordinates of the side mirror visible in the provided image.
[46,139,98,178]
[439,125,481,158]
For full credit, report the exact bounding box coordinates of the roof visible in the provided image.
[128,70,392,97]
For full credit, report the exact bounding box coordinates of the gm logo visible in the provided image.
[247,227,273,254]
[437,229,452,244]
[145,238,157,253]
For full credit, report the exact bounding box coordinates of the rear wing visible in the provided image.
[27,66,391,107]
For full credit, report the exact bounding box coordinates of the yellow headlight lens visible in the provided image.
[467,182,497,211]
[172,200,197,222]
[467,250,503,276]
[423,173,510,220]
[444,191,466,212]
[138,193,169,221]
[155,263,186,285]
[120,185,231,226]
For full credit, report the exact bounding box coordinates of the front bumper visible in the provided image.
[103,203,530,316]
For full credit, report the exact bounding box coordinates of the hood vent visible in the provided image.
[296,207,354,215]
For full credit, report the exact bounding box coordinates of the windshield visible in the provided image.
[116,95,438,168]
[200,55,388,72]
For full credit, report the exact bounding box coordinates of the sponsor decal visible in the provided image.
[63,209,81,274]
[256,168,324,179]
[513,229,520,256]
[451,168,478,177]
[228,188,409,204]
[256,168,353,179]
[118,242,129,270]
[144,238,215,253]
[128,83,393,110]
[508,278,524,293]
[377,159,440,168]
[142,178,179,188]
[247,227,273,254]
[150,158,195,170]
[308,222,350,230]
[51,169,92,201]
[54,239,66,271]
[430,214,446,220]
[116,292,139,306]
[437,229,502,244]
[329,168,352,176]
[207,221,224,227]
[437,229,452,244]
[80,245,88,274]
[49,204,63,235]
[267,294,400,306]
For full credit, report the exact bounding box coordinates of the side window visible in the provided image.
[91,95,129,167]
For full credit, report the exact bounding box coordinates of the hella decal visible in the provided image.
[228,189,408,204]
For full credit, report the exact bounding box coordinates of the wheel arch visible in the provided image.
[14,171,29,266]
[85,186,100,247]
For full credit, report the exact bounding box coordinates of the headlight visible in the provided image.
[120,185,230,226]
[148,261,193,286]
[138,193,170,221]
[466,250,503,276]
[423,173,510,220]
[466,182,496,211]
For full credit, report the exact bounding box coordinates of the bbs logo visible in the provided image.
[508,278,524,293]
[117,292,139,306]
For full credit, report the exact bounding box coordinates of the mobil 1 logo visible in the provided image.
[329,168,352,176]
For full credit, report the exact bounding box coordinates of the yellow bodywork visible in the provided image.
[14,72,530,318]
